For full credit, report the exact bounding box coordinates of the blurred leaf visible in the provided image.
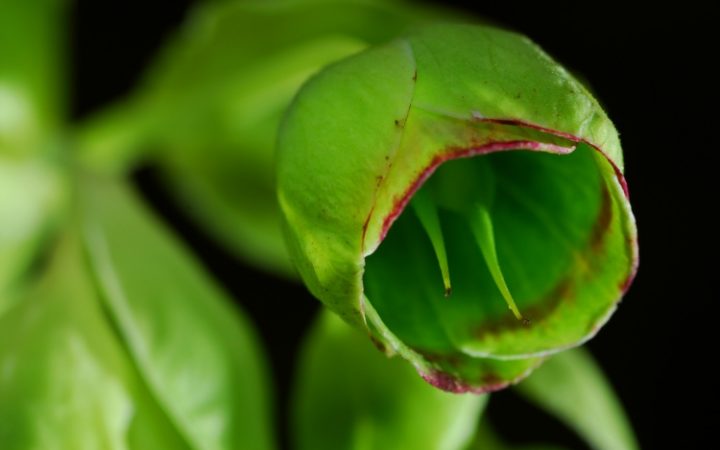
[514,348,638,450]
[1,0,69,308]
[79,178,276,450]
[292,309,485,450]
[0,154,66,311]
[1,0,66,152]
[0,234,189,449]
[77,0,463,276]
[152,34,367,277]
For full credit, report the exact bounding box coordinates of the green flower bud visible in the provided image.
[277,24,638,392]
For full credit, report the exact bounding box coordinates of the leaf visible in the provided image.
[76,0,460,276]
[0,234,189,449]
[1,0,67,152]
[1,0,69,307]
[514,348,639,450]
[292,309,485,450]
[277,24,638,392]
[0,154,66,310]
[1,0,69,308]
[151,34,367,276]
[79,178,276,450]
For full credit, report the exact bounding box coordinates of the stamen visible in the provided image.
[470,203,524,321]
[412,188,452,297]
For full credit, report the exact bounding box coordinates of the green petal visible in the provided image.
[1,0,66,152]
[0,235,188,449]
[514,348,638,450]
[411,188,451,296]
[79,178,276,450]
[76,0,458,276]
[279,38,417,327]
[469,203,523,321]
[293,309,485,450]
[277,24,638,391]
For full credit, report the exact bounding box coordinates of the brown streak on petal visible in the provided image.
[482,373,504,386]
[472,278,574,340]
[589,185,613,253]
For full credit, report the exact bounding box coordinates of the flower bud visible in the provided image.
[277,24,638,392]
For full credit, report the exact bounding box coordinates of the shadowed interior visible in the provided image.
[363,143,628,358]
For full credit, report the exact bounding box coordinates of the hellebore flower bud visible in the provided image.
[277,24,638,392]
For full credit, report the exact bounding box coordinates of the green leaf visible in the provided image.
[293,309,485,450]
[79,178,276,450]
[277,24,638,392]
[0,234,189,449]
[0,154,66,310]
[1,0,69,302]
[514,348,638,450]
[151,34,367,276]
[76,0,460,276]
[1,0,66,152]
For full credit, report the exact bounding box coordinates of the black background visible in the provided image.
[70,1,712,448]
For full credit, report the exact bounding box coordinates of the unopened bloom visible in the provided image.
[277,24,637,392]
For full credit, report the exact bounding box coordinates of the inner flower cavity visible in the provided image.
[363,144,623,358]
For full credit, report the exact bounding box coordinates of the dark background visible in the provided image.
[70,1,711,448]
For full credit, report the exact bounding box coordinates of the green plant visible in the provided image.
[0,0,638,449]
